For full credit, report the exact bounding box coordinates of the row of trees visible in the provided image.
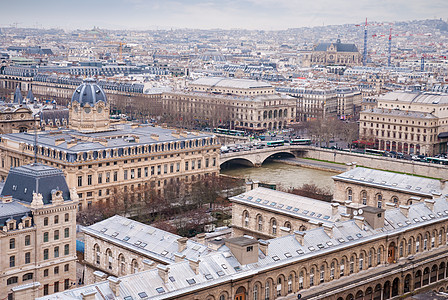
[77,175,243,236]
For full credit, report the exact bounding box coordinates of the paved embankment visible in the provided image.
[273,158,346,173]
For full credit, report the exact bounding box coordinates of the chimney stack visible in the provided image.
[107,276,121,297]
[142,259,156,270]
[354,216,365,229]
[399,205,410,217]
[259,240,269,256]
[81,290,97,300]
[294,231,306,246]
[331,203,339,215]
[196,233,206,245]
[93,270,107,283]
[174,252,186,263]
[340,213,351,222]
[323,224,333,237]
[425,199,435,211]
[157,265,170,283]
[177,237,188,253]
[188,258,200,275]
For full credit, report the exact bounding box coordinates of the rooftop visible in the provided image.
[191,77,272,89]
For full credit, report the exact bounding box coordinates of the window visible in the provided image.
[64,264,69,272]
[54,230,59,240]
[44,284,49,295]
[299,272,304,289]
[25,235,30,246]
[54,281,59,293]
[64,213,69,222]
[44,269,49,277]
[399,242,404,257]
[350,256,355,274]
[77,176,82,187]
[416,237,420,252]
[43,232,49,242]
[54,266,59,274]
[98,173,102,184]
[257,215,263,231]
[64,279,70,290]
[124,170,128,180]
[330,262,335,279]
[244,211,249,227]
[9,238,15,249]
[359,254,364,271]
[54,215,59,224]
[25,252,31,264]
[64,244,70,256]
[54,246,59,258]
[340,259,345,276]
[320,265,325,283]
[361,191,367,205]
[377,248,382,264]
[347,188,352,201]
[44,217,48,226]
[9,256,15,267]
[310,268,315,286]
[87,174,92,185]
[271,219,277,235]
[276,277,282,296]
[7,277,18,285]
[265,281,270,300]
[64,228,70,238]
[253,284,259,300]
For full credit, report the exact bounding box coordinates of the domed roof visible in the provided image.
[71,78,107,107]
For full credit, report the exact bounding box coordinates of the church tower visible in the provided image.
[69,78,110,132]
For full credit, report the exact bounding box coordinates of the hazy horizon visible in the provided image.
[1,0,447,31]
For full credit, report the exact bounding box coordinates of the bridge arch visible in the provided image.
[220,157,255,168]
[261,152,295,165]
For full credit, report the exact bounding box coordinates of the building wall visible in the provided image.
[1,199,77,299]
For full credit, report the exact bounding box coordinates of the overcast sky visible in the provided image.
[1,0,446,30]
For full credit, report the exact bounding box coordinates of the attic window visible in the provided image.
[138,292,148,299]
[284,252,292,258]
[111,232,119,237]
[24,188,27,193]
[221,264,228,269]
[205,274,213,280]
[263,200,269,204]
[161,250,168,256]
[356,233,363,238]
[247,196,253,200]
[123,236,130,241]
[234,266,241,271]
[140,243,147,248]
[12,185,17,191]
[169,276,175,282]
[347,236,354,241]
[429,214,435,219]
[326,241,333,246]
[124,297,133,300]
[317,244,324,249]
[100,228,107,233]
[421,216,427,221]
[293,208,299,212]
[192,245,200,251]
[296,249,304,255]
[156,287,165,294]
[277,204,284,208]
[217,270,225,277]
[286,206,292,210]
[303,210,309,215]
[413,218,420,223]
[338,238,345,243]
[323,216,330,220]
[186,278,196,285]
[134,241,141,246]
[310,212,315,216]
[308,246,315,251]
[272,255,280,261]
[270,202,276,206]
[255,199,262,202]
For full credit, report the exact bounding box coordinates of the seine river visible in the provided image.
[220,161,338,192]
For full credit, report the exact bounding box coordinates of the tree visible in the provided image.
[288,183,333,202]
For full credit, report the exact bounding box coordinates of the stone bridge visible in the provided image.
[220,145,309,167]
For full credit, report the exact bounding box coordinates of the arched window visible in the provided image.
[424,234,428,250]
[106,249,113,270]
[431,232,436,248]
[22,273,33,281]
[392,196,398,207]
[265,281,270,300]
[377,247,382,264]
[119,254,126,275]
[243,211,249,227]
[7,276,18,285]
[416,236,420,252]
[310,268,315,286]
[271,219,277,235]
[347,188,353,202]
[368,249,373,267]
[276,277,282,296]
[288,275,293,293]
[257,215,263,231]
[399,241,404,257]
[408,239,413,254]
[350,256,355,274]
[94,244,100,265]
[320,265,325,283]
[439,230,443,245]
[253,283,259,300]
[361,191,367,205]
[359,253,364,271]
[299,271,304,289]
[340,259,345,276]
[377,194,383,208]
[132,259,138,274]
[330,262,335,280]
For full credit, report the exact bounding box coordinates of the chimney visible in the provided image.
[196,233,206,245]
[331,203,339,215]
[245,180,253,192]
[340,213,351,222]
[188,258,200,275]
[157,264,169,283]
[399,205,410,217]
[252,180,260,189]
[385,202,396,209]
[345,162,352,171]
[174,252,186,263]
[81,290,97,300]
[142,259,156,270]
[344,200,352,207]
[107,276,121,297]
[294,231,306,246]
[354,216,365,228]
[323,224,333,237]
[93,270,107,283]
[177,237,188,252]
[425,199,435,211]
[259,240,269,255]
[351,162,357,169]
[441,179,446,190]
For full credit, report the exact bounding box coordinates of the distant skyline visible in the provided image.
[1,0,447,30]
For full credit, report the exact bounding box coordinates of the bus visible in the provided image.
[425,157,448,165]
[290,138,312,145]
[365,149,387,156]
[213,128,230,135]
[229,129,245,136]
[267,140,285,147]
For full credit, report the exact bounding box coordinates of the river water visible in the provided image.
[220,161,338,192]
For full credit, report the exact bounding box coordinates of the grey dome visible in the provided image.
[71,78,107,107]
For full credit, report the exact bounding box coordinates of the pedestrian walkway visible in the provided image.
[274,157,347,173]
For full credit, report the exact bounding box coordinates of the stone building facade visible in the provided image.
[40,186,448,300]
[332,166,446,209]
[302,39,362,67]
[359,91,448,155]
[0,164,78,300]
[0,79,220,209]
